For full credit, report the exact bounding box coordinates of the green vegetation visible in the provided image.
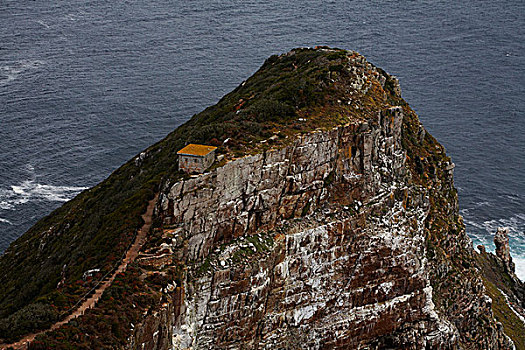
[0,163,160,342]
[27,265,176,349]
[402,116,483,345]
[1,44,518,348]
[483,278,525,349]
[16,46,524,349]
[0,303,57,343]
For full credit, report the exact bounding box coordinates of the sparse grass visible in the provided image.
[483,278,525,349]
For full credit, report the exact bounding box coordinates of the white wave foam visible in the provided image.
[499,288,525,325]
[36,20,50,29]
[464,213,525,241]
[473,246,525,282]
[0,201,13,210]
[0,218,12,225]
[0,60,45,86]
[65,14,79,21]
[12,181,88,202]
[514,256,525,282]
[464,212,525,283]
[0,180,87,211]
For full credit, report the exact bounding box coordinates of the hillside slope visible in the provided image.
[0,47,523,349]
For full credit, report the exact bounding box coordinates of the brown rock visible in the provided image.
[494,227,515,273]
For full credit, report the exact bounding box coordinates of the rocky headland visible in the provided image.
[0,47,523,349]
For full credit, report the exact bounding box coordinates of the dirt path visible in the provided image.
[4,194,158,350]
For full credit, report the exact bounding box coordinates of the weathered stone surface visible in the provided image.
[495,227,515,274]
[134,106,470,349]
[128,302,174,350]
[126,51,516,349]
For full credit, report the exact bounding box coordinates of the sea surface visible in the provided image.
[1,1,524,279]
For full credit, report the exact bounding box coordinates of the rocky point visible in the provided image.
[1,47,524,349]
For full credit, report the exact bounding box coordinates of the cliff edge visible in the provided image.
[0,47,523,349]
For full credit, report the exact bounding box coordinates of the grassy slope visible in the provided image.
[484,278,525,349]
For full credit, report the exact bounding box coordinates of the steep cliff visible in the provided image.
[1,47,523,349]
[476,229,525,349]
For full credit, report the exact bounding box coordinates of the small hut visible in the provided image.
[177,144,217,173]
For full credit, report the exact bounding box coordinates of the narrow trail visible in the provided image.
[5,194,158,350]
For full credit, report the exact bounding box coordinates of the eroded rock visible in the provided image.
[495,227,515,274]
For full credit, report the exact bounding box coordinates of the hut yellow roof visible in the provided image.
[177,144,217,157]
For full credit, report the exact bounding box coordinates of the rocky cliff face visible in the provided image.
[154,109,463,349]
[129,52,516,348]
[4,47,523,349]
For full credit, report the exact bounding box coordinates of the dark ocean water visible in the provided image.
[1,1,524,278]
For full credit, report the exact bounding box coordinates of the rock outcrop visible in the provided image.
[129,50,517,349]
[494,227,515,274]
[152,112,461,348]
[3,47,523,349]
